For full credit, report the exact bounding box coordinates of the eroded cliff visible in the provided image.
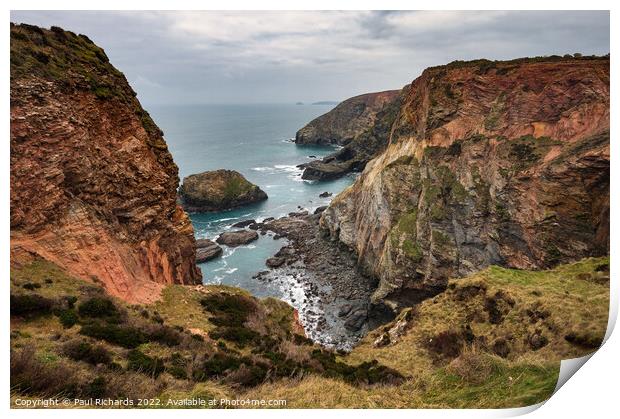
[10,23,202,303]
[295,90,400,146]
[321,57,610,310]
[296,90,401,180]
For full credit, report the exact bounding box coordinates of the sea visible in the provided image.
[148,104,355,299]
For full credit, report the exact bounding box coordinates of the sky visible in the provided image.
[10,11,610,105]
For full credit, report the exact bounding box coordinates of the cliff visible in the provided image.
[10,23,202,303]
[296,90,401,181]
[320,56,610,310]
[295,90,400,146]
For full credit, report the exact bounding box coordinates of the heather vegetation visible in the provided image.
[10,255,608,408]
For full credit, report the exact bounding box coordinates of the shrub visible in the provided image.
[225,364,268,387]
[292,334,314,346]
[565,330,603,349]
[151,312,164,324]
[199,293,257,327]
[22,282,41,290]
[127,349,165,377]
[200,293,261,347]
[447,347,495,384]
[57,309,79,328]
[193,353,252,381]
[80,322,146,349]
[147,324,181,347]
[65,295,78,309]
[83,376,107,398]
[309,349,404,386]
[10,348,80,397]
[62,339,111,365]
[78,297,118,318]
[10,294,54,317]
[168,352,188,378]
[424,330,465,360]
[167,365,188,380]
[209,326,259,347]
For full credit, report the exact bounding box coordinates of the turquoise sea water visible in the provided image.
[148,104,356,297]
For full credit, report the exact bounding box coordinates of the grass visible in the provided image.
[11,23,167,152]
[10,254,608,408]
[222,175,254,201]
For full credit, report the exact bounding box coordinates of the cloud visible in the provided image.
[10,10,610,105]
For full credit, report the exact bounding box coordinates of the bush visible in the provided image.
[209,326,259,347]
[80,322,146,349]
[22,282,41,290]
[292,333,314,346]
[57,309,79,328]
[147,324,181,347]
[200,293,260,347]
[127,349,165,377]
[423,330,465,360]
[199,293,257,327]
[10,294,54,317]
[310,349,404,386]
[167,365,188,380]
[168,352,188,380]
[193,353,252,381]
[565,330,603,349]
[10,348,80,397]
[62,339,111,365]
[225,364,268,387]
[65,295,78,309]
[83,376,107,398]
[78,297,118,318]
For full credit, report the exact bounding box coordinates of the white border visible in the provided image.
[2,2,617,418]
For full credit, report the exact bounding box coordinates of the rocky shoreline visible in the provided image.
[248,210,394,350]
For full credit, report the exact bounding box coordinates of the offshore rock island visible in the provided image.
[179,169,268,213]
[10,22,610,409]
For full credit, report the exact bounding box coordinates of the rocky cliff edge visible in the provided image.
[10,23,202,303]
[321,56,610,310]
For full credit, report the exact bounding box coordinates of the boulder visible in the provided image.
[314,206,328,215]
[319,191,332,198]
[337,304,353,317]
[266,257,286,268]
[231,219,256,228]
[344,308,367,331]
[179,170,267,212]
[216,230,259,247]
[288,210,309,217]
[195,239,223,263]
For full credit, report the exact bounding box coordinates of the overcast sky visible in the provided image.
[11,11,610,105]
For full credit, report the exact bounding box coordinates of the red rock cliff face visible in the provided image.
[321,57,609,310]
[10,23,202,303]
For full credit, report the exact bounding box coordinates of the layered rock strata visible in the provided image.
[10,23,202,303]
[321,57,610,310]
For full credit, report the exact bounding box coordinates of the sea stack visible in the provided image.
[179,169,268,212]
